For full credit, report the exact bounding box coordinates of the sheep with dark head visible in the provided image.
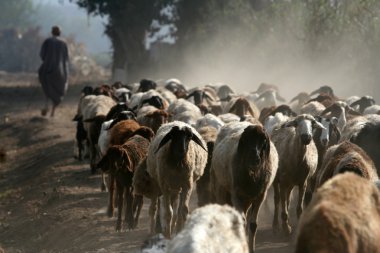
[210,122,278,252]
[146,121,208,237]
[271,114,324,235]
[97,127,154,231]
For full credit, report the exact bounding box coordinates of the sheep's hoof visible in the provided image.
[107,207,114,218]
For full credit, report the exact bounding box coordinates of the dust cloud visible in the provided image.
[153,16,380,102]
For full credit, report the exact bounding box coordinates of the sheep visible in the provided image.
[263,112,290,136]
[137,105,170,133]
[146,121,208,237]
[254,89,286,110]
[224,97,260,119]
[313,141,378,190]
[77,95,116,171]
[195,126,218,207]
[165,78,187,99]
[138,79,157,92]
[259,104,297,125]
[97,127,155,231]
[218,113,241,124]
[364,105,380,115]
[99,119,141,216]
[306,94,335,108]
[350,117,380,174]
[271,114,324,235]
[350,95,376,113]
[195,113,225,131]
[114,87,131,103]
[295,173,380,253]
[166,204,249,253]
[210,121,278,252]
[72,115,87,161]
[167,99,202,126]
[309,85,336,98]
[133,157,162,234]
[290,92,311,114]
[300,101,326,116]
[156,86,177,104]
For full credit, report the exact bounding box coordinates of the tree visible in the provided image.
[74,0,163,82]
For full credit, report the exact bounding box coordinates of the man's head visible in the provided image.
[51,26,61,36]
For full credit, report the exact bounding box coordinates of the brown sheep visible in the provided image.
[137,105,170,133]
[227,97,260,119]
[102,119,141,217]
[295,173,380,253]
[97,127,154,231]
[313,141,378,190]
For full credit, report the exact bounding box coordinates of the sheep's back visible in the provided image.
[296,173,380,253]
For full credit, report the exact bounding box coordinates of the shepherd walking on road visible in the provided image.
[38,26,69,117]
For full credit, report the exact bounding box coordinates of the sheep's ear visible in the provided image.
[73,114,82,121]
[203,91,213,101]
[331,117,338,125]
[134,127,155,141]
[314,115,322,122]
[191,133,207,152]
[186,91,195,99]
[155,127,177,153]
[276,92,286,102]
[312,120,325,129]
[282,120,297,128]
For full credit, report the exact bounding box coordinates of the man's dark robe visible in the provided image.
[38,36,69,106]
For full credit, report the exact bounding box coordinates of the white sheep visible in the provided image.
[78,95,116,172]
[263,112,290,136]
[167,99,202,126]
[271,114,324,235]
[218,113,241,124]
[295,173,380,253]
[210,121,278,252]
[364,104,380,115]
[146,121,208,237]
[195,113,225,131]
[167,204,248,253]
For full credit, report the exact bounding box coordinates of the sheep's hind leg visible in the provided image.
[124,186,134,230]
[248,193,266,253]
[115,182,124,231]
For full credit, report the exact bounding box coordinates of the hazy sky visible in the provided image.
[32,0,111,54]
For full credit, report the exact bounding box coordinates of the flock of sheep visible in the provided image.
[73,79,380,253]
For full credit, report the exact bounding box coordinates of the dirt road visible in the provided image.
[0,74,295,253]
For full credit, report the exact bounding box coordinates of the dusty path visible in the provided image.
[0,74,295,253]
